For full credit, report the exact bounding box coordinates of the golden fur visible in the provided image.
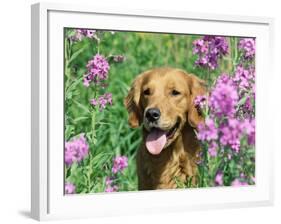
[125,67,206,190]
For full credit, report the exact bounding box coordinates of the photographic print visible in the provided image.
[64,28,255,194]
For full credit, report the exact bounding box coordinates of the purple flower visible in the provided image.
[233,65,255,91]
[242,118,255,145]
[112,156,128,174]
[104,176,118,193]
[231,179,248,187]
[65,134,89,166]
[209,74,238,118]
[90,92,113,111]
[105,177,113,186]
[194,95,207,110]
[215,171,223,186]
[85,29,96,38]
[65,182,76,194]
[105,185,118,192]
[83,54,110,87]
[208,141,218,157]
[193,36,228,70]
[197,118,218,141]
[90,98,98,106]
[219,118,243,152]
[193,39,208,54]
[243,96,254,114]
[69,29,97,42]
[239,38,256,60]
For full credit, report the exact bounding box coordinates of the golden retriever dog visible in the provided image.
[125,67,206,190]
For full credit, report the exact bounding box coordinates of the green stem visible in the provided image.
[91,109,96,145]
[64,38,72,92]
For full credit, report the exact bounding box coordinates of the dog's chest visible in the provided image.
[148,151,194,189]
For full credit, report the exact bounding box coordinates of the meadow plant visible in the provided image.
[65,134,89,166]
[69,28,98,42]
[64,28,128,193]
[65,182,76,194]
[105,156,128,192]
[193,36,228,70]
[193,36,256,187]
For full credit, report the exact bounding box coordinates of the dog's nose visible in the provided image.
[146,108,161,122]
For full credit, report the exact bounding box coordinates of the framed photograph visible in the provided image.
[31,2,274,221]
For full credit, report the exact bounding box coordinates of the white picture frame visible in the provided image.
[31,2,274,221]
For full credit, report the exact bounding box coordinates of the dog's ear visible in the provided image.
[186,74,207,128]
[124,73,145,128]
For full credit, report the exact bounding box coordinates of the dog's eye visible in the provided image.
[143,89,150,95]
[171,90,181,96]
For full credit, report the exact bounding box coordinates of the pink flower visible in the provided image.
[219,118,244,153]
[242,118,255,145]
[193,36,228,70]
[209,74,238,118]
[90,92,113,111]
[194,95,207,110]
[65,182,76,194]
[83,78,90,87]
[70,29,97,42]
[105,185,118,192]
[239,38,255,60]
[208,141,218,157]
[233,65,255,91]
[112,156,128,174]
[197,118,218,142]
[90,98,98,106]
[231,179,248,187]
[104,176,118,193]
[84,54,110,86]
[215,171,223,186]
[105,177,113,186]
[65,134,89,166]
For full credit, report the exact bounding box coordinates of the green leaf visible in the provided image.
[73,116,90,122]
[73,99,90,113]
[68,47,86,65]
[65,125,74,140]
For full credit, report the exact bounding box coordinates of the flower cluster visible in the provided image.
[83,54,110,87]
[90,93,112,111]
[193,36,256,187]
[198,74,255,153]
[238,38,256,60]
[209,74,238,118]
[231,179,248,187]
[234,65,255,89]
[69,29,97,42]
[197,118,218,142]
[105,177,118,192]
[65,134,89,166]
[193,36,229,70]
[194,95,207,110]
[65,182,76,194]
[215,171,223,186]
[64,29,129,194]
[105,156,128,193]
[112,156,128,174]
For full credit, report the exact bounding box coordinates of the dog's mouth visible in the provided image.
[145,119,180,155]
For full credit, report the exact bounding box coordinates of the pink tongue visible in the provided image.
[146,129,167,155]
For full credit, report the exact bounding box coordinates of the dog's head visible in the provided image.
[124,68,206,155]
